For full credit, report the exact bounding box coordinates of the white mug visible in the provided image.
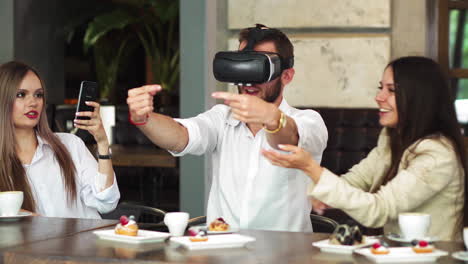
[463,227,468,250]
[398,213,431,240]
[0,191,24,216]
[164,212,189,236]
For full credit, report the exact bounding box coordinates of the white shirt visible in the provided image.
[24,133,120,218]
[172,99,327,232]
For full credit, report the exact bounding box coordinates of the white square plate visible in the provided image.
[354,247,448,263]
[312,237,379,254]
[93,229,170,244]
[170,234,255,250]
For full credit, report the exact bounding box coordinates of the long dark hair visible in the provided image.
[382,56,467,233]
[0,61,77,211]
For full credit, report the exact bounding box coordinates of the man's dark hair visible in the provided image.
[238,24,294,61]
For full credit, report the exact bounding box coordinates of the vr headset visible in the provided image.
[213,25,294,86]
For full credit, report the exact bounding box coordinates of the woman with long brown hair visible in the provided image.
[262,56,467,240]
[0,61,120,218]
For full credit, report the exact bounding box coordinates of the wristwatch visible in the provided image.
[97,147,112,160]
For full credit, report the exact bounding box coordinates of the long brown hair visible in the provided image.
[381,56,468,235]
[0,61,77,211]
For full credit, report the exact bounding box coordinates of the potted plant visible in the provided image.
[66,0,179,105]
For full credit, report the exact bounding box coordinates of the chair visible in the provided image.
[187,215,338,234]
[188,215,207,226]
[100,202,166,224]
[310,213,339,233]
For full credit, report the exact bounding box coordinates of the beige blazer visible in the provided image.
[308,129,465,241]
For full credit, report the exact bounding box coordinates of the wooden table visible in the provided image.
[1,217,466,264]
[0,217,117,254]
[111,145,176,168]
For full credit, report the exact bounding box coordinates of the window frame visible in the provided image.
[438,0,468,78]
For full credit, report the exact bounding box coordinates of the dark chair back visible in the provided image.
[101,202,166,224]
[310,213,339,233]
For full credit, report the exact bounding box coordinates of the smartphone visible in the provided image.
[76,81,98,120]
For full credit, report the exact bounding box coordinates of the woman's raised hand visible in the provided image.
[74,101,108,145]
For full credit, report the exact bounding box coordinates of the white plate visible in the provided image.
[312,237,379,254]
[0,212,32,221]
[93,229,170,244]
[354,247,448,263]
[386,233,438,244]
[452,251,468,261]
[170,234,255,250]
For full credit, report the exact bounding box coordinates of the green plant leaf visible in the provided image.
[83,9,137,52]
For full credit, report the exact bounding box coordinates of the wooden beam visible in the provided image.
[450,68,468,78]
[439,0,450,75]
[449,1,468,9]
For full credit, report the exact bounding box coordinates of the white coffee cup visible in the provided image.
[398,213,431,240]
[463,227,468,250]
[0,191,24,216]
[164,212,189,236]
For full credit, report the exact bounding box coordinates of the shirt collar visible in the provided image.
[226,97,290,127]
[33,133,50,163]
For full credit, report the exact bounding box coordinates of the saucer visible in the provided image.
[386,233,438,244]
[452,251,468,261]
[0,212,33,221]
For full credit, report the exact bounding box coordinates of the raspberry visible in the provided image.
[418,240,428,247]
[217,217,225,222]
[119,215,129,225]
[372,242,381,249]
[188,229,198,237]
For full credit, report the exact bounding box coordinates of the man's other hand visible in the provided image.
[212,92,279,127]
[127,85,161,123]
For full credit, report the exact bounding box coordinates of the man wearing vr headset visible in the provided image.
[126,24,327,232]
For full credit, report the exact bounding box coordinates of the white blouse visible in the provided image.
[23,133,120,218]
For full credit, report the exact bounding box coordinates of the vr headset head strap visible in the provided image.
[244,24,294,70]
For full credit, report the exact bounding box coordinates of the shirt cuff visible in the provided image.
[93,172,119,201]
[307,169,338,199]
[168,118,196,156]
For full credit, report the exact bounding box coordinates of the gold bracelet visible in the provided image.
[264,111,287,134]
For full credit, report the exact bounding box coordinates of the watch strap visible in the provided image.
[97,147,112,159]
[264,111,287,134]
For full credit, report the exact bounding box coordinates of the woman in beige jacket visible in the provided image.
[262,56,467,240]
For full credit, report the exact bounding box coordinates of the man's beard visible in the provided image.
[264,78,282,103]
[237,78,282,103]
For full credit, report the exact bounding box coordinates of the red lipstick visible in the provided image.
[25,111,39,119]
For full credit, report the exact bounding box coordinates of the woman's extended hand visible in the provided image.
[74,101,108,145]
[261,144,323,182]
[261,144,314,170]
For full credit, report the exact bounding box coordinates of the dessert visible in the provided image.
[412,240,434,253]
[209,217,230,232]
[370,242,390,255]
[189,229,209,242]
[329,224,364,246]
[115,215,138,236]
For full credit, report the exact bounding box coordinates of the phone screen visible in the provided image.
[76,81,98,120]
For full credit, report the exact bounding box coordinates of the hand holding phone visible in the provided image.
[76,81,98,120]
